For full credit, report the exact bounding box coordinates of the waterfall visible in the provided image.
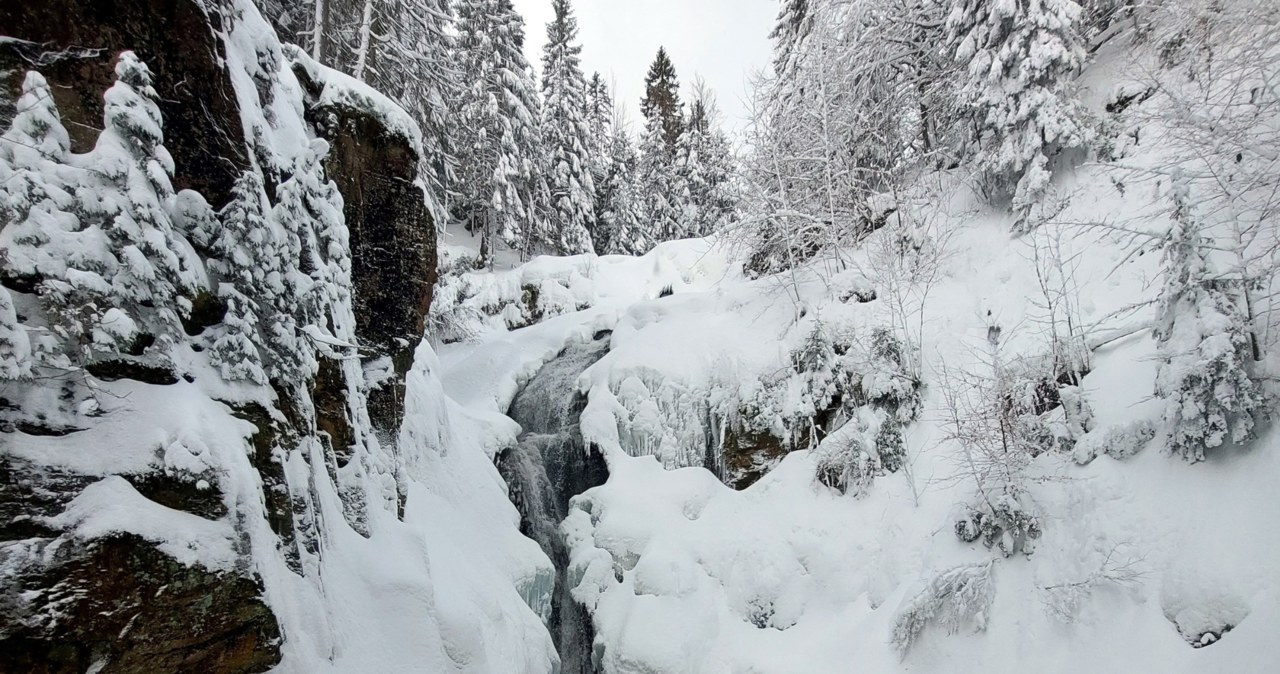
[497,334,611,674]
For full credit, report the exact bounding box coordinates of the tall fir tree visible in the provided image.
[637,114,683,243]
[454,0,549,265]
[769,0,815,87]
[540,0,596,255]
[596,119,647,254]
[675,86,736,237]
[586,72,615,241]
[946,0,1092,213]
[586,73,613,164]
[638,48,686,244]
[640,47,684,152]
[209,172,272,386]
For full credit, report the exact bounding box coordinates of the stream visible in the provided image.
[497,334,611,674]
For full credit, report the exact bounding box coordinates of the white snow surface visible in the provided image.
[436,98,1280,674]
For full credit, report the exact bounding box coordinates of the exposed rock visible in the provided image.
[722,425,790,490]
[0,535,280,674]
[0,0,249,206]
[1,0,442,667]
[0,457,279,674]
[292,58,438,435]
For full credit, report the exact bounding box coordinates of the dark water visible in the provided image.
[497,335,610,674]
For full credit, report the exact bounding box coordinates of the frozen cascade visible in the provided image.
[498,334,611,674]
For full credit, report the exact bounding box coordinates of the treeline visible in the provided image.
[259,0,737,264]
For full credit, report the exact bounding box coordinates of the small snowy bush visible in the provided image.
[813,422,876,498]
[874,415,906,474]
[890,561,996,657]
[860,327,923,423]
[955,490,1043,558]
[1071,419,1158,465]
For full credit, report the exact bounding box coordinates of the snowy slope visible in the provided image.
[434,39,1280,674]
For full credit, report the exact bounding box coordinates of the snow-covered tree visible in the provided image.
[1152,178,1265,463]
[595,119,647,255]
[635,47,686,245]
[742,0,954,274]
[454,0,549,264]
[0,56,198,369]
[208,172,273,385]
[640,47,683,152]
[890,561,996,657]
[0,288,32,380]
[273,142,351,381]
[675,82,736,237]
[946,0,1093,212]
[940,325,1046,558]
[586,73,613,166]
[3,71,70,161]
[586,72,615,242]
[637,115,684,243]
[94,52,198,353]
[382,0,461,214]
[539,0,596,254]
[769,0,815,86]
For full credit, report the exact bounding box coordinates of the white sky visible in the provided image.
[511,0,777,137]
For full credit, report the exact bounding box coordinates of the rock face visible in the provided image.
[0,0,438,670]
[296,62,438,435]
[0,0,249,205]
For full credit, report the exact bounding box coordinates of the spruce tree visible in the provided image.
[209,172,273,386]
[1153,178,1264,463]
[640,47,684,151]
[0,288,32,380]
[946,0,1092,212]
[769,0,815,85]
[540,0,596,255]
[454,0,549,265]
[596,124,647,254]
[96,52,197,353]
[675,89,736,237]
[586,73,615,244]
[637,115,683,243]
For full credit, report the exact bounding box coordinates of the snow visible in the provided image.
[48,476,237,570]
[433,70,1280,671]
[4,0,1278,671]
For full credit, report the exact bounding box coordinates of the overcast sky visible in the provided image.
[510,0,776,137]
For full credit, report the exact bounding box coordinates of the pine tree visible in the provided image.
[1153,178,1264,463]
[596,122,647,254]
[208,172,273,385]
[946,0,1093,212]
[769,0,815,86]
[454,0,549,264]
[675,85,736,237]
[96,52,198,353]
[540,0,596,255]
[0,288,32,380]
[640,47,684,152]
[586,72,615,244]
[637,115,683,243]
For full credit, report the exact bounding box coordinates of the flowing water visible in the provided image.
[497,335,611,674]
